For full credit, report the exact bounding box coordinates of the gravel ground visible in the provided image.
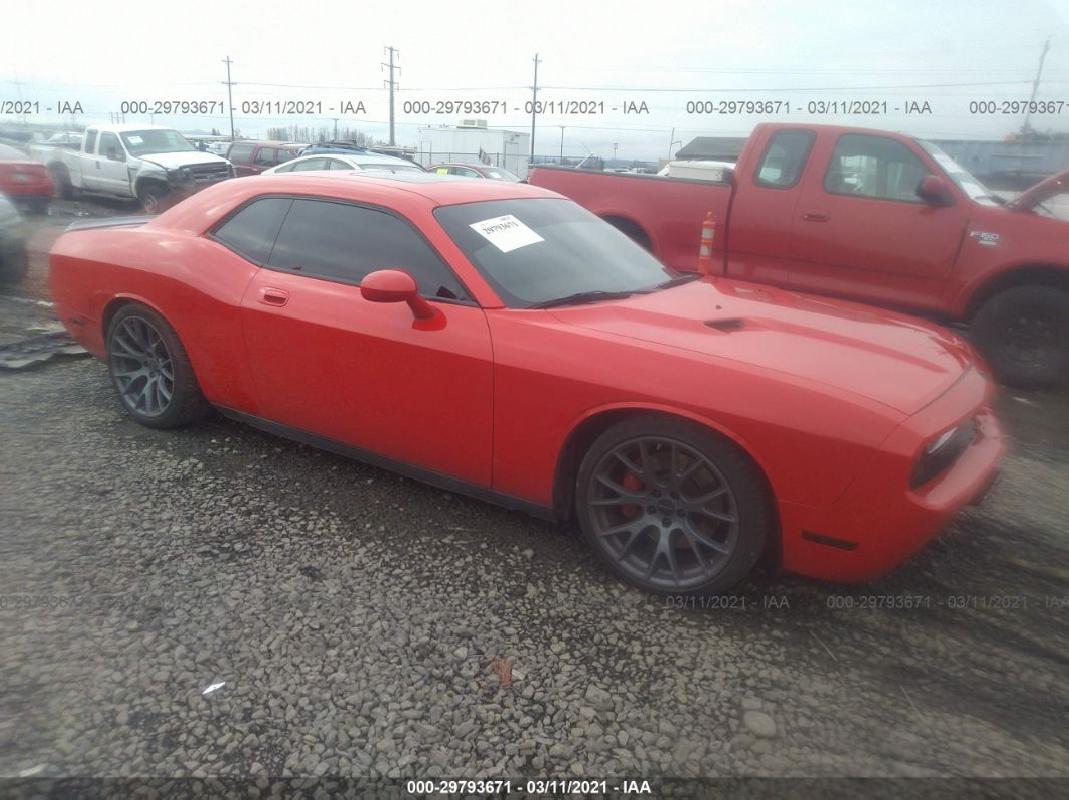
[0,205,1067,787]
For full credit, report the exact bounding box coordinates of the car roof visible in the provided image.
[293,152,417,168]
[232,140,306,148]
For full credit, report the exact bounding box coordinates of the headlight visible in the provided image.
[910,418,977,488]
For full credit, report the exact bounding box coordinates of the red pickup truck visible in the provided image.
[530,123,1069,388]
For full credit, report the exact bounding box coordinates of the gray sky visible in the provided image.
[5,0,1069,160]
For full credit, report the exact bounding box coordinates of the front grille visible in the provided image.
[910,418,977,488]
[185,163,231,183]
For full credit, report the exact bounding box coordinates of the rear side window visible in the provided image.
[227,143,254,163]
[254,147,278,166]
[754,130,815,189]
[212,198,293,263]
[267,199,468,300]
[292,157,329,171]
[83,130,98,153]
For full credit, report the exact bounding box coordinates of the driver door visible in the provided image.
[221,196,494,486]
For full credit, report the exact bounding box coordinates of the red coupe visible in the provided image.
[48,173,1004,593]
[0,143,54,214]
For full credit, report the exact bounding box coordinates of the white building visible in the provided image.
[415,120,530,178]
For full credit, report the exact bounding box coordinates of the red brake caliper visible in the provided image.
[621,472,643,518]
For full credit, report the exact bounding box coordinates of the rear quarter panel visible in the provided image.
[49,227,261,413]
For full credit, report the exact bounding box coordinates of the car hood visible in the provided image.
[138,151,230,170]
[1008,169,1069,211]
[549,278,974,415]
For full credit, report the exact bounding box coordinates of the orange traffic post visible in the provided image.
[697,211,716,275]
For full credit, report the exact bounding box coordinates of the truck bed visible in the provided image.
[528,166,733,271]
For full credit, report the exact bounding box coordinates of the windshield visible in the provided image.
[435,198,677,307]
[120,129,197,156]
[484,168,520,182]
[917,140,1000,206]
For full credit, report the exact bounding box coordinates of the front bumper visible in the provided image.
[778,368,1005,582]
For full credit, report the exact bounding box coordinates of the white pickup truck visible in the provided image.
[31,124,233,213]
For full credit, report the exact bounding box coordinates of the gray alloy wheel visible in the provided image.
[106,304,209,429]
[109,314,175,417]
[576,417,772,594]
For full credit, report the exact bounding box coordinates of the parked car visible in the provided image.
[0,143,54,215]
[530,122,1069,388]
[428,163,521,181]
[262,152,424,175]
[37,132,84,150]
[31,125,233,213]
[0,192,28,284]
[298,140,377,156]
[49,172,1003,594]
[226,140,305,177]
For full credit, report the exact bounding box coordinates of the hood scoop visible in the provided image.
[704,317,746,333]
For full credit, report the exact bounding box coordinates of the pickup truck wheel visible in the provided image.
[0,245,29,285]
[106,304,210,429]
[971,286,1069,388]
[575,416,772,595]
[50,165,73,200]
[138,184,167,214]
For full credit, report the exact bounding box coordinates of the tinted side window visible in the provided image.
[212,198,293,263]
[227,143,254,163]
[824,134,930,203]
[254,147,277,165]
[99,132,122,159]
[292,157,329,171]
[83,130,98,153]
[755,130,815,188]
[328,159,354,171]
[267,199,467,300]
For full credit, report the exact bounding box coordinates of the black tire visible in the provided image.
[971,286,1069,389]
[106,303,209,429]
[0,245,29,286]
[575,415,773,594]
[137,183,167,214]
[50,165,73,200]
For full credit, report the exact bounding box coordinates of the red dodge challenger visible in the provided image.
[48,172,1004,593]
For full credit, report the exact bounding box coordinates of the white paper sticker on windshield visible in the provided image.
[470,214,544,253]
[126,135,144,144]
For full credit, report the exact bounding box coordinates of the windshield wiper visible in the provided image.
[530,290,636,309]
[652,273,701,290]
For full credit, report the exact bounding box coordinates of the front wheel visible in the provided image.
[971,286,1069,389]
[575,416,773,594]
[138,183,167,214]
[106,304,209,428]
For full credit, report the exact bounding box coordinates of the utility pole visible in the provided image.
[667,127,675,160]
[530,53,541,160]
[613,142,619,163]
[1022,37,1052,137]
[558,125,565,165]
[333,118,339,139]
[222,56,235,141]
[383,47,399,146]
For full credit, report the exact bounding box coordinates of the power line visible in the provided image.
[539,78,1068,92]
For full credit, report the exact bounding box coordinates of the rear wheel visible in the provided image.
[0,245,29,285]
[50,164,73,200]
[575,416,773,594]
[106,304,209,428]
[971,286,1069,389]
